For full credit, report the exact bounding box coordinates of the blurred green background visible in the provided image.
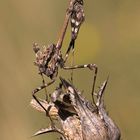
[0,0,140,140]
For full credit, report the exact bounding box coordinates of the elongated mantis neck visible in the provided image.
[56,0,75,50]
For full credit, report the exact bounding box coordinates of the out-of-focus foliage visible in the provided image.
[0,0,140,140]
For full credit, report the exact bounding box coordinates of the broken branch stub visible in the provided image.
[30,78,121,140]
